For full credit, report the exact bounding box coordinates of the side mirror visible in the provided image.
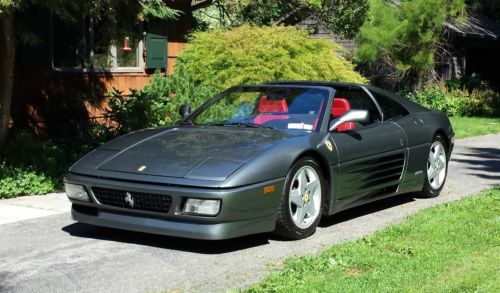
[179,104,192,118]
[329,109,369,132]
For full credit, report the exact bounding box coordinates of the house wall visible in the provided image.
[10,1,194,137]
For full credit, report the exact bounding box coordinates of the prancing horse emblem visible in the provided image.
[124,192,135,208]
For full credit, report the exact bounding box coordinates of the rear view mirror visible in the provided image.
[179,104,192,118]
[329,109,369,132]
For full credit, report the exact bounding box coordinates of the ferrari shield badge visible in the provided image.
[138,165,147,172]
[325,140,333,152]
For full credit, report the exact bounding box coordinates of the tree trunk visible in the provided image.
[0,13,16,150]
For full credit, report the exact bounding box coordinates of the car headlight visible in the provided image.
[183,198,221,216]
[65,183,90,201]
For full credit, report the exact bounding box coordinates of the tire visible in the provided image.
[419,134,448,198]
[274,157,325,239]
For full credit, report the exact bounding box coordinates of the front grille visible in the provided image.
[92,187,172,213]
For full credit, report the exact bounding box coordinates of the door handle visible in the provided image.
[413,118,424,127]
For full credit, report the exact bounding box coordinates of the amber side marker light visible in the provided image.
[263,185,275,194]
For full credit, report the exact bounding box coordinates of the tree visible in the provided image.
[194,0,369,38]
[356,0,466,89]
[319,0,370,38]
[0,0,179,149]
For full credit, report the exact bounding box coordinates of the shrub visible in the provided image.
[106,72,218,134]
[176,25,367,90]
[408,83,500,117]
[445,73,489,92]
[0,162,55,198]
[0,131,96,197]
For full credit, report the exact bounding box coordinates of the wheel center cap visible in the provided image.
[303,193,310,203]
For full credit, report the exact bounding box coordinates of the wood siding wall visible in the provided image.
[10,0,193,136]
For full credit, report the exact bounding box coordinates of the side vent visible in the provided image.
[343,153,405,196]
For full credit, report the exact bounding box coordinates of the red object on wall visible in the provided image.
[122,37,132,51]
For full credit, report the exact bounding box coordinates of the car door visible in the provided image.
[329,86,408,207]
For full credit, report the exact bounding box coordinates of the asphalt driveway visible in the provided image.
[0,134,499,293]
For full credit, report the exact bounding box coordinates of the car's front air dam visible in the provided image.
[71,206,277,240]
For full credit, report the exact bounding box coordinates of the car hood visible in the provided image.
[72,126,297,181]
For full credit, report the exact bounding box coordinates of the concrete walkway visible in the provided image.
[0,193,69,225]
[0,133,498,293]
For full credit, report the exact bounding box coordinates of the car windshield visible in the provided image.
[189,86,330,131]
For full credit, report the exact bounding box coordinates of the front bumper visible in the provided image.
[71,206,277,240]
[65,173,284,240]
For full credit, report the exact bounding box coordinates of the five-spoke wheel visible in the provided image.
[420,134,448,198]
[275,157,324,239]
[289,166,322,229]
[427,140,447,189]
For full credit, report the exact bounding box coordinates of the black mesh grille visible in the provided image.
[92,187,172,213]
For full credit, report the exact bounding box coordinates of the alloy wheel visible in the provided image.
[288,166,322,229]
[427,141,447,189]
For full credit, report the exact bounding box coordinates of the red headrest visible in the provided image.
[331,98,351,117]
[258,96,288,113]
[332,97,355,132]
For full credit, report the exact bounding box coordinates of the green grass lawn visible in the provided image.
[450,116,500,139]
[248,188,500,293]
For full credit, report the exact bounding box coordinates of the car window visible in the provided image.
[333,89,381,126]
[373,92,409,121]
[191,86,329,132]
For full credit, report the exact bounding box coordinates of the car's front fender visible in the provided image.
[220,133,329,188]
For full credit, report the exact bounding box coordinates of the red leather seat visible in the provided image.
[257,96,288,113]
[254,96,289,124]
[332,98,355,132]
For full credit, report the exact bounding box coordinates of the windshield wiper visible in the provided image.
[204,122,275,129]
[179,120,195,125]
[205,122,226,126]
[224,122,276,129]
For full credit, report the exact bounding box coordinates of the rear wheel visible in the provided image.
[274,157,324,239]
[419,135,448,198]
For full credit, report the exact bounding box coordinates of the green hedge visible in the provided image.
[407,84,500,117]
[0,131,97,198]
[0,163,55,198]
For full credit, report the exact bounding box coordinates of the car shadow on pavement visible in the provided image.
[62,222,271,254]
[319,193,416,227]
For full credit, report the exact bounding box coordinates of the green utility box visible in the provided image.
[146,33,167,69]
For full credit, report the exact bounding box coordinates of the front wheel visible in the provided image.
[274,157,324,239]
[419,135,448,198]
